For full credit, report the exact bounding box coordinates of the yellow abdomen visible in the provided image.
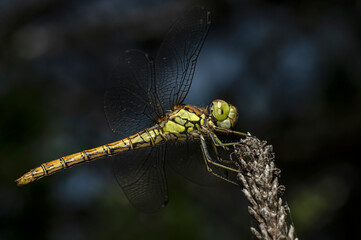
[15,128,164,186]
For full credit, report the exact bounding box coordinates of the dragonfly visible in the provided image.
[16,6,247,213]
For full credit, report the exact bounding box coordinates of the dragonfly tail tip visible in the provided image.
[15,175,29,186]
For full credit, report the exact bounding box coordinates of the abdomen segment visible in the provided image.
[15,128,165,186]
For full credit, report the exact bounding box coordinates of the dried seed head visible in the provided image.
[233,136,298,240]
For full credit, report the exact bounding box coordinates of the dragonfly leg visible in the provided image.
[208,131,232,155]
[208,132,237,164]
[209,127,250,147]
[200,135,239,185]
[209,131,227,147]
[213,127,249,137]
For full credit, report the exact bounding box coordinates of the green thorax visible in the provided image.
[162,105,207,137]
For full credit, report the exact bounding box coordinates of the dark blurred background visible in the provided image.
[1,0,360,239]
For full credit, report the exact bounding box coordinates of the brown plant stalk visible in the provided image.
[231,136,298,240]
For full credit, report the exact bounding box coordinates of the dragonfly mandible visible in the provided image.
[15,6,247,213]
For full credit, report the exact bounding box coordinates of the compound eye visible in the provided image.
[212,100,230,121]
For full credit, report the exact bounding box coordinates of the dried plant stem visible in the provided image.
[231,136,298,240]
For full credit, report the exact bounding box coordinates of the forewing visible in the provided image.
[112,144,168,213]
[155,6,211,110]
[104,50,163,138]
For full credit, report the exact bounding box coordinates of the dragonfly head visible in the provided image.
[210,99,238,129]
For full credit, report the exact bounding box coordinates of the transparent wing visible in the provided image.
[155,6,211,110]
[104,50,163,138]
[105,7,211,137]
[112,144,168,213]
[105,7,212,212]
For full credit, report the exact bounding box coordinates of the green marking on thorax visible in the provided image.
[163,108,202,133]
